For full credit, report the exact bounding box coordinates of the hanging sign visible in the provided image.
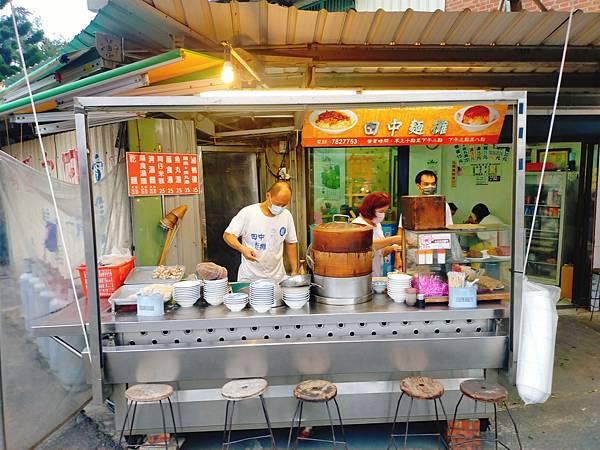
[302,104,508,147]
[126,152,199,197]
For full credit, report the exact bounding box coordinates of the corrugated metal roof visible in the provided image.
[355,0,445,13]
[75,1,599,50]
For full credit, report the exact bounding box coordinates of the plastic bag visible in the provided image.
[196,262,228,281]
[516,277,560,404]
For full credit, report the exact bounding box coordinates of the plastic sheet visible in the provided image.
[517,277,560,405]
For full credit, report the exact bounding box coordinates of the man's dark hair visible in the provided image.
[471,203,491,222]
[415,170,437,185]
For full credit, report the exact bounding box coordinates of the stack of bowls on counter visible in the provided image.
[223,292,249,312]
[282,286,310,309]
[203,278,229,306]
[386,273,413,303]
[172,280,201,307]
[249,280,275,312]
[371,276,387,294]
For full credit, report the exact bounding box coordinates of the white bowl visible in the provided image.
[224,301,247,312]
[454,105,499,132]
[173,280,201,289]
[251,303,272,313]
[177,300,197,307]
[205,296,224,306]
[309,109,358,134]
[284,298,309,309]
[390,296,406,303]
[372,284,386,294]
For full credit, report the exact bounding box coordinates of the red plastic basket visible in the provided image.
[77,257,135,299]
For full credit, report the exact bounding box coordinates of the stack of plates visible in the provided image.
[372,276,387,294]
[282,286,310,309]
[250,280,275,313]
[387,273,413,303]
[223,292,249,312]
[172,280,201,307]
[203,278,229,306]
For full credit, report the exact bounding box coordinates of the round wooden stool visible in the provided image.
[221,378,276,449]
[450,379,522,449]
[118,384,179,450]
[287,380,348,449]
[387,376,448,450]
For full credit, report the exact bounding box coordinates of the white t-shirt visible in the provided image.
[225,203,298,282]
[352,216,385,277]
[478,214,508,247]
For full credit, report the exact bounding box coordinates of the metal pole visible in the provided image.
[75,106,104,403]
[509,95,527,381]
[0,292,8,450]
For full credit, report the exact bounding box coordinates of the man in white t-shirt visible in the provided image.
[396,170,458,269]
[223,182,299,282]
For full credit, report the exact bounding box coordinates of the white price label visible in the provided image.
[418,233,452,250]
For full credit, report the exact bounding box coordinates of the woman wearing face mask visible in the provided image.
[352,192,403,277]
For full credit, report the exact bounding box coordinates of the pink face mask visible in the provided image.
[372,211,385,224]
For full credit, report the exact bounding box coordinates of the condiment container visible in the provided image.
[425,250,434,265]
[416,293,426,309]
[405,288,417,306]
[417,250,427,265]
[436,250,446,264]
[136,292,164,316]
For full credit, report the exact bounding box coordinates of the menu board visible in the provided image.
[302,104,508,147]
[126,152,200,197]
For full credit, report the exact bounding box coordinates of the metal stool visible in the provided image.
[287,379,348,449]
[450,379,522,449]
[387,376,449,450]
[221,378,276,449]
[118,384,179,450]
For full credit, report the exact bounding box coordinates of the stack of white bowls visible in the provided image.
[372,276,387,294]
[387,273,413,303]
[172,280,201,307]
[223,292,249,312]
[282,286,310,309]
[203,278,229,306]
[249,280,275,313]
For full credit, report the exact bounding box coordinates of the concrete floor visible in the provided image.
[37,308,600,450]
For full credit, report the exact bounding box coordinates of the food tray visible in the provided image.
[425,292,509,304]
[124,266,185,285]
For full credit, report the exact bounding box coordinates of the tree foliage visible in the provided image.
[0,4,66,82]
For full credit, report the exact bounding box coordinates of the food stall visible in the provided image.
[32,90,527,435]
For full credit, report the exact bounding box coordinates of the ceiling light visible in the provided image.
[221,43,234,84]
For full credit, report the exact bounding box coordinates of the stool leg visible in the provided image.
[222,400,231,449]
[287,400,301,450]
[403,397,414,450]
[223,400,236,450]
[503,401,523,450]
[159,401,169,450]
[260,394,276,450]
[450,393,464,447]
[433,399,443,450]
[325,401,337,448]
[167,398,179,450]
[118,401,133,447]
[493,403,499,450]
[126,401,139,448]
[293,402,304,450]
[333,398,348,450]
[438,398,450,450]
[387,392,404,450]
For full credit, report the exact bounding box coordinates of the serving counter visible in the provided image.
[33,295,509,433]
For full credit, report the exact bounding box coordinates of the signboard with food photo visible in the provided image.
[302,104,508,148]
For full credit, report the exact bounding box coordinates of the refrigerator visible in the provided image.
[524,171,578,286]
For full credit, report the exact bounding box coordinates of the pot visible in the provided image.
[312,215,373,253]
[311,248,373,278]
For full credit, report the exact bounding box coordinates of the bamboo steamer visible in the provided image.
[312,249,373,277]
[310,215,374,278]
[312,219,373,253]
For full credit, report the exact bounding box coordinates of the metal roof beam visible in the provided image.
[246,45,600,64]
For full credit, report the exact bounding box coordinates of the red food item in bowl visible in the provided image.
[463,105,490,125]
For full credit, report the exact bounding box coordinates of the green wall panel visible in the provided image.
[128,118,164,265]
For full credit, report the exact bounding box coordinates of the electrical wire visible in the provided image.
[523,3,575,274]
[9,0,91,363]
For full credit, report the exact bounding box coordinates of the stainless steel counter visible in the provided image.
[33,296,509,433]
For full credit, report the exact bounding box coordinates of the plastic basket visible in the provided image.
[77,257,135,299]
[449,286,477,309]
